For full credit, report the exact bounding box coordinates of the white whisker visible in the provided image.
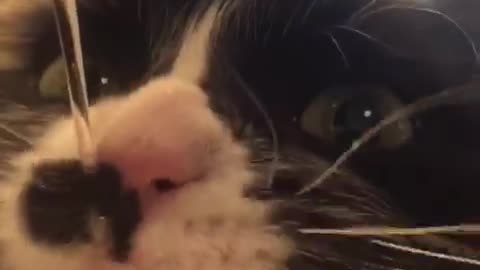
[326,32,350,70]
[230,67,279,188]
[371,239,480,266]
[281,3,302,37]
[301,0,318,24]
[0,123,33,147]
[299,224,480,236]
[362,261,407,270]
[297,250,325,262]
[349,3,416,26]
[53,0,96,170]
[357,6,477,56]
[347,0,377,25]
[137,0,142,22]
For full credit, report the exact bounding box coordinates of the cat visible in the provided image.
[0,0,480,269]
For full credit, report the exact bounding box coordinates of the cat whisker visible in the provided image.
[298,224,480,236]
[0,124,33,147]
[137,0,142,22]
[347,0,377,25]
[325,32,350,71]
[371,239,480,267]
[350,5,477,57]
[53,0,96,170]
[297,80,480,195]
[349,3,419,26]
[281,3,302,37]
[300,0,319,24]
[297,249,326,263]
[332,25,403,54]
[361,261,407,270]
[230,67,279,188]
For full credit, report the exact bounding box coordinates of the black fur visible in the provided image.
[23,160,141,262]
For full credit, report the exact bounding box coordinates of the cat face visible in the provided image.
[0,4,296,270]
[1,0,480,269]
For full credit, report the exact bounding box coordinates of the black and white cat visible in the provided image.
[0,0,480,269]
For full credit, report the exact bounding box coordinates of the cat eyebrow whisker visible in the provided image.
[348,3,418,26]
[347,0,377,25]
[298,80,480,195]
[325,32,350,71]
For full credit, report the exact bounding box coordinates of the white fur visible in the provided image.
[170,3,221,83]
[0,3,293,270]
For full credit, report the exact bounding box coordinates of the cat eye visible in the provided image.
[153,178,178,193]
[300,85,412,149]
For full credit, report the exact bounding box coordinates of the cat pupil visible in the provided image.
[333,95,381,144]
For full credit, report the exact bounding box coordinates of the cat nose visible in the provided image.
[22,159,142,262]
[95,78,218,191]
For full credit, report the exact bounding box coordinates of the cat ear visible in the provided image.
[352,6,477,91]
